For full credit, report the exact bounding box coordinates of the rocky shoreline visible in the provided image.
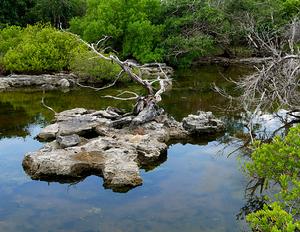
[0,73,79,91]
[0,63,174,92]
[23,108,225,192]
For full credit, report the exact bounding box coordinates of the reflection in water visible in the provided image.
[0,102,32,138]
[0,65,253,231]
[0,142,249,232]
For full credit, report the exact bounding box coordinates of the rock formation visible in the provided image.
[23,108,225,192]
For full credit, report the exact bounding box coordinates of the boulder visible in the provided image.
[182,111,225,134]
[57,78,70,88]
[37,123,59,141]
[57,134,81,148]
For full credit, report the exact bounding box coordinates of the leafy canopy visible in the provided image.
[70,0,164,63]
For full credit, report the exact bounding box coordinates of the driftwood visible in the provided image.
[64,32,173,125]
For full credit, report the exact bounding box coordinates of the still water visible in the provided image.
[0,65,252,232]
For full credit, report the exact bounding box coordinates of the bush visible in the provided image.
[245,125,300,231]
[69,0,164,63]
[160,0,229,67]
[2,24,79,73]
[70,47,122,81]
[0,24,128,81]
[0,26,23,56]
[247,202,300,232]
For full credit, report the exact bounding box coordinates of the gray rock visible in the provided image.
[58,117,99,136]
[0,80,10,90]
[57,78,70,88]
[24,108,225,192]
[0,74,76,91]
[182,111,225,134]
[37,123,59,141]
[110,116,133,128]
[57,134,81,148]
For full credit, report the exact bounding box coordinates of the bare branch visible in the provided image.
[41,90,57,115]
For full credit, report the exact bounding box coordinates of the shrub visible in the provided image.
[2,24,79,73]
[69,0,164,63]
[161,0,229,67]
[0,26,23,56]
[245,125,300,231]
[70,46,122,81]
[247,202,300,232]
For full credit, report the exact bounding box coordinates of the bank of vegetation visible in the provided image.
[1,0,300,75]
[1,0,300,231]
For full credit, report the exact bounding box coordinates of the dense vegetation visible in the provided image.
[1,0,300,73]
[0,24,120,79]
[245,126,300,231]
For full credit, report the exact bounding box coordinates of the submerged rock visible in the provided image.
[23,108,225,192]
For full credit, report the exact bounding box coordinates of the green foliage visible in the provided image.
[30,0,87,28]
[280,0,300,20]
[2,25,80,73]
[163,35,215,67]
[0,24,127,80]
[247,202,300,232]
[0,0,86,28]
[160,0,230,66]
[0,0,35,26]
[123,20,164,63]
[70,46,122,81]
[70,0,164,63]
[0,26,24,54]
[245,125,300,231]
[2,0,300,68]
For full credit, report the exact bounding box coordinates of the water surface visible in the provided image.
[0,65,251,232]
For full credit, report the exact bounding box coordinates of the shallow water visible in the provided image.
[0,65,252,232]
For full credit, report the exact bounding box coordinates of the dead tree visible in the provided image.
[214,17,300,142]
[68,33,173,125]
[239,17,300,112]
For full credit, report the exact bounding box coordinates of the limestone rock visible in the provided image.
[57,78,70,88]
[57,134,81,148]
[24,108,225,192]
[182,111,225,134]
[37,123,59,141]
[0,74,76,91]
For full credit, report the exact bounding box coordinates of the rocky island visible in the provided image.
[23,108,225,192]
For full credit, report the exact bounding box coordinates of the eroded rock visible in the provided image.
[23,108,225,192]
[182,111,225,134]
[0,74,76,91]
[57,134,81,148]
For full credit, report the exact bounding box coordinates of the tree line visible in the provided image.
[1,0,299,70]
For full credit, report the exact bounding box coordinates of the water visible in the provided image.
[0,65,252,232]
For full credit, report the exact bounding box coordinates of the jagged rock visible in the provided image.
[57,134,81,148]
[182,111,225,134]
[23,108,225,192]
[0,81,10,90]
[57,116,99,136]
[0,74,76,91]
[37,123,59,141]
[131,102,164,125]
[110,116,134,129]
[57,78,70,88]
